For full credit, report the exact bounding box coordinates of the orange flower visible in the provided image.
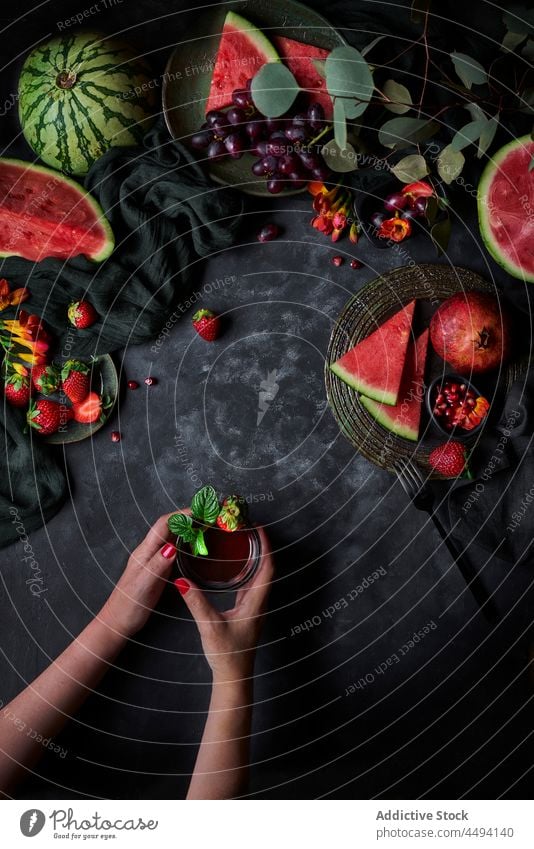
[378,215,412,242]
[0,279,29,312]
[308,182,353,243]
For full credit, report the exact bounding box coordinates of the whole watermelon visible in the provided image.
[18,31,157,176]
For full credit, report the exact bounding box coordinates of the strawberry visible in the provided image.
[68,300,98,329]
[72,391,103,424]
[27,399,72,435]
[61,360,90,403]
[216,495,248,532]
[192,309,221,341]
[31,363,60,395]
[429,442,469,478]
[4,373,31,408]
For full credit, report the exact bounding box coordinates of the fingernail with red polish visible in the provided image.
[161,543,177,559]
[174,578,190,595]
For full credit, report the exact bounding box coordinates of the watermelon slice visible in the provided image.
[330,301,416,405]
[478,135,534,283]
[360,330,429,441]
[205,12,280,114]
[0,158,114,263]
[274,36,333,119]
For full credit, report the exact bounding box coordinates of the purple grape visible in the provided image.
[227,107,246,125]
[298,150,321,171]
[255,140,268,157]
[212,118,231,138]
[265,117,282,133]
[232,89,251,108]
[285,125,308,144]
[384,192,407,212]
[257,223,280,242]
[311,165,331,181]
[206,110,225,127]
[266,177,284,194]
[252,159,266,177]
[307,102,325,131]
[225,133,245,158]
[278,153,300,175]
[207,139,227,160]
[370,211,385,229]
[245,120,265,143]
[266,133,288,157]
[292,113,308,128]
[191,130,213,149]
[413,197,427,216]
[258,155,278,175]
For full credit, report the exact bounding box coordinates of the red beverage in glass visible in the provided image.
[177,526,261,591]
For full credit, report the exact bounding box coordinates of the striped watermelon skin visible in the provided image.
[18,31,157,176]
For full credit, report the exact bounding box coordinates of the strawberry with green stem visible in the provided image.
[4,371,31,407]
[429,441,471,478]
[192,309,221,342]
[27,399,72,435]
[32,363,60,395]
[61,360,90,403]
[216,495,248,532]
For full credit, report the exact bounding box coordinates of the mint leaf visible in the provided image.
[191,485,219,525]
[192,529,208,556]
[168,512,196,542]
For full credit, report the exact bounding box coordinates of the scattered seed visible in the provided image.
[332,256,343,267]
[144,377,157,386]
[350,259,362,269]
[111,431,121,442]
[127,380,139,390]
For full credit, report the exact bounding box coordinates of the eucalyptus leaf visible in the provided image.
[451,119,488,151]
[361,35,387,57]
[191,484,220,524]
[437,144,465,183]
[378,117,437,149]
[383,79,412,114]
[520,88,534,114]
[391,154,428,183]
[477,115,499,158]
[251,63,299,117]
[450,52,488,89]
[341,98,370,120]
[465,103,487,123]
[321,139,358,172]
[167,512,196,542]
[503,7,534,36]
[312,58,326,78]
[425,196,439,226]
[325,46,374,112]
[333,98,347,152]
[431,215,452,257]
[501,30,527,52]
[521,38,534,61]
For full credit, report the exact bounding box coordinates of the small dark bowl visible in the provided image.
[426,373,489,441]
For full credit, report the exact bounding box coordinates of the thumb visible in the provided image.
[174,577,218,626]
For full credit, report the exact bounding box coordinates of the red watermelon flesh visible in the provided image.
[0,159,114,262]
[205,12,280,113]
[360,330,429,442]
[330,301,416,405]
[274,36,333,118]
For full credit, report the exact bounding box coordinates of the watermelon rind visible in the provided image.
[18,31,156,176]
[0,158,114,263]
[477,134,534,284]
[360,393,418,441]
[224,12,281,64]
[330,361,398,405]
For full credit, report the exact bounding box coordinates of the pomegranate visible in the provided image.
[430,291,511,375]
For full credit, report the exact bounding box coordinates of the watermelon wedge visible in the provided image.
[330,301,416,405]
[274,36,333,119]
[206,12,280,114]
[478,135,534,283]
[360,330,429,441]
[0,158,114,262]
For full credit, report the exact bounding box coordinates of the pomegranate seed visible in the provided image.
[460,384,466,391]
[127,380,139,390]
[111,431,121,442]
[144,377,157,386]
[332,256,343,267]
[350,259,362,269]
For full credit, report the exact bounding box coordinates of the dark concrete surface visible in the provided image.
[0,0,533,800]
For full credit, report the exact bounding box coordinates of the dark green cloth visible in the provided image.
[0,123,245,547]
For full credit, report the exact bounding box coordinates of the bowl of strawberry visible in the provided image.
[426,374,490,440]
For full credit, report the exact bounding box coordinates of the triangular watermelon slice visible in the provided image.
[206,12,280,114]
[273,36,333,119]
[330,301,416,405]
[360,329,429,441]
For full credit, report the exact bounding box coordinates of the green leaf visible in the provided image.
[333,98,347,151]
[325,46,374,117]
[501,30,527,52]
[390,154,428,183]
[451,119,488,151]
[378,117,437,149]
[168,512,196,542]
[192,529,208,557]
[321,139,358,172]
[191,484,220,524]
[450,52,488,89]
[361,35,387,57]
[521,38,534,61]
[251,63,300,117]
[520,88,534,114]
[437,144,465,183]
[503,7,534,37]
[382,79,412,114]
[431,215,452,256]
[477,115,499,158]
[312,58,326,78]
[425,196,439,226]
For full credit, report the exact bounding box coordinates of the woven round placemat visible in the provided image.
[325,264,523,474]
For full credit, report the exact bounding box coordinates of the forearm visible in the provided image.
[0,608,127,797]
[187,676,254,800]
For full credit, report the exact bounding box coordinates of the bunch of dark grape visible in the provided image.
[191,79,330,193]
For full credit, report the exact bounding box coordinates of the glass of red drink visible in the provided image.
[177,526,261,591]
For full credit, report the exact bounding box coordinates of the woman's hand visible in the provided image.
[100,514,177,638]
[175,526,274,683]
